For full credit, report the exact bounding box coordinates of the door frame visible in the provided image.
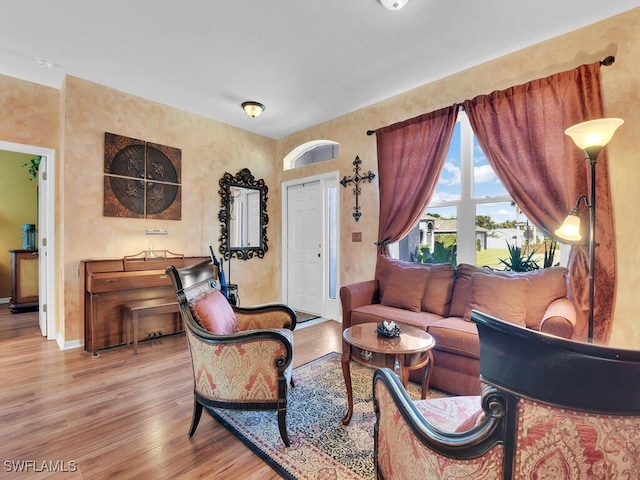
[0,140,57,340]
[281,171,340,320]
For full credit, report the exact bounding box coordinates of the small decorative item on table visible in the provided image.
[377,320,401,338]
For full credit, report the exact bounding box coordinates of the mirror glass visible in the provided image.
[228,186,261,248]
[218,168,268,260]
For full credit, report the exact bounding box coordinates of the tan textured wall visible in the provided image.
[277,8,640,348]
[61,76,279,344]
[0,74,59,322]
[0,74,60,149]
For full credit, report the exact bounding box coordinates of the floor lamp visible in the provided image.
[555,118,623,343]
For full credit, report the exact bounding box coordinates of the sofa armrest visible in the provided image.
[339,280,379,329]
[539,298,576,339]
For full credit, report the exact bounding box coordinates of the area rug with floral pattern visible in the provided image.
[205,352,447,480]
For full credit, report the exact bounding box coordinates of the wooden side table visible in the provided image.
[341,322,435,425]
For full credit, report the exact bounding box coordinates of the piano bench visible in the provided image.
[123,298,180,355]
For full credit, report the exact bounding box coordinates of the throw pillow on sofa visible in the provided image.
[421,262,455,316]
[449,264,486,318]
[515,267,568,329]
[376,255,455,315]
[450,264,569,328]
[463,272,531,326]
[380,264,430,312]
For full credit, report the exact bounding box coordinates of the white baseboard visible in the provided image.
[56,336,83,351]
[0,297,10,304]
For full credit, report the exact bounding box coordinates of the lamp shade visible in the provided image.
[380,0,408,10]
[564,118,623,149]
[554,211,582,242]
[242,101,265,118]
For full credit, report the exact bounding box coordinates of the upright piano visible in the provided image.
[81,251,209,355]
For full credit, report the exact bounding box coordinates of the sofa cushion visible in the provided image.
[376,256,426,300]
[376,255,455,315]
[449,264,485,317]
[428,317,480,359]
[375,255,402,300]
[518,267,568,329]
[381,264,430,312]
[190,289,238,335]
[463,272,530,326]
[421,263,455,316]
[450,264,569,329]
[351,304,443,331]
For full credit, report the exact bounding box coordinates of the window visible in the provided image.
[414,113,561,269]
[283,140,339,170]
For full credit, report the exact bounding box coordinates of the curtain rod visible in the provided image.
[366,55,615,136]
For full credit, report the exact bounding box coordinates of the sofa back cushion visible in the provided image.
[376,255,455,315]
[463,273,530,326]
[450,264,569,329]
[517,267,569,329]
[449,264,485,318]
[380,265,430,312]
[421,263,455,316]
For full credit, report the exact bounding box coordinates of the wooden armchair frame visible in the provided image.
[373,310,640,479]
[167,259,297,446]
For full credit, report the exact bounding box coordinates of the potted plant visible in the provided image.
[22,156,41,181]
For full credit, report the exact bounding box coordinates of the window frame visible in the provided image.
[427,112,513,266]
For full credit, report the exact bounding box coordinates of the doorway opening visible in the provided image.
[0,141,56,341]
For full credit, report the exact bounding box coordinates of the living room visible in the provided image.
[0,5,638,351]
[1,3,639,478]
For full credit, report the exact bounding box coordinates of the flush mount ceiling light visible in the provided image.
[242,101,265,118]
[379,0,408,10]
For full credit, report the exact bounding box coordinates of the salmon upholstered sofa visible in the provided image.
[340,255,576,395]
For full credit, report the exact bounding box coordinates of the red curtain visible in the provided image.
[463,62,615,342]
[375,105,459,259]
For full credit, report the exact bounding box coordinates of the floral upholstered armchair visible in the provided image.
[373,310,640,479]
[167,259,297,446]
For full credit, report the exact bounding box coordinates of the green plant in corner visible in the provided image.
[23,156,42,181]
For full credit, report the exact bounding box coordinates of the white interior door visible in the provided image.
[287,181,323,314]
[37,155,48,336]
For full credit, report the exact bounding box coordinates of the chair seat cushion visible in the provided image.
[190,289,238,335]
[414,395,481,432]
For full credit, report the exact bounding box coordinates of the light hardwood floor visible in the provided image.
[0,305,343,479]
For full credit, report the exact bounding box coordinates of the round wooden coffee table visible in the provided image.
[341,322,435,425]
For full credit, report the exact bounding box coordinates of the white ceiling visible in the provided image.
[1,1,638,139]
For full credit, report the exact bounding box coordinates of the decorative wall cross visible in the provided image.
[340,155,376,222]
